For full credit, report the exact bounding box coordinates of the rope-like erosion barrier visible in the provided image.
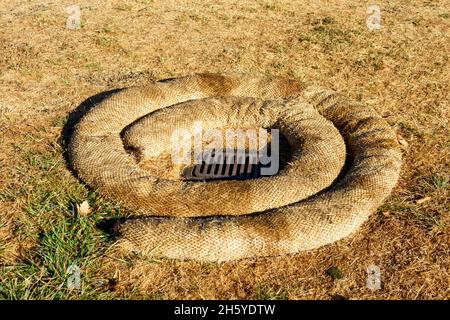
[68,73,402,261]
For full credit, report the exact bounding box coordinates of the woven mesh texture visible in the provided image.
[68,73,402,262]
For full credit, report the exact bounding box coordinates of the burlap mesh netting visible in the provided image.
[68,73,402,262]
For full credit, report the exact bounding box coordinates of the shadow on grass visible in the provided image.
[96,217,125,238]
[59,88,124,174]
[59,88,125,239]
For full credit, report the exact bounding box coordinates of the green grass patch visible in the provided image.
[0,142,131,299]
[254,285,288,300]
[326,266,344,280]
[0,211,111,299]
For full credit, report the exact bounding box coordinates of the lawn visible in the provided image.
[0,0,448,299]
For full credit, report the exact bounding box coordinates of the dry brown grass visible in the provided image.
[0,0,449,299]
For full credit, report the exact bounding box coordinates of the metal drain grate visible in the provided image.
[184,150,260,180]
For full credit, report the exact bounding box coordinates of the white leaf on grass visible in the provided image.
[76,200,92,216]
